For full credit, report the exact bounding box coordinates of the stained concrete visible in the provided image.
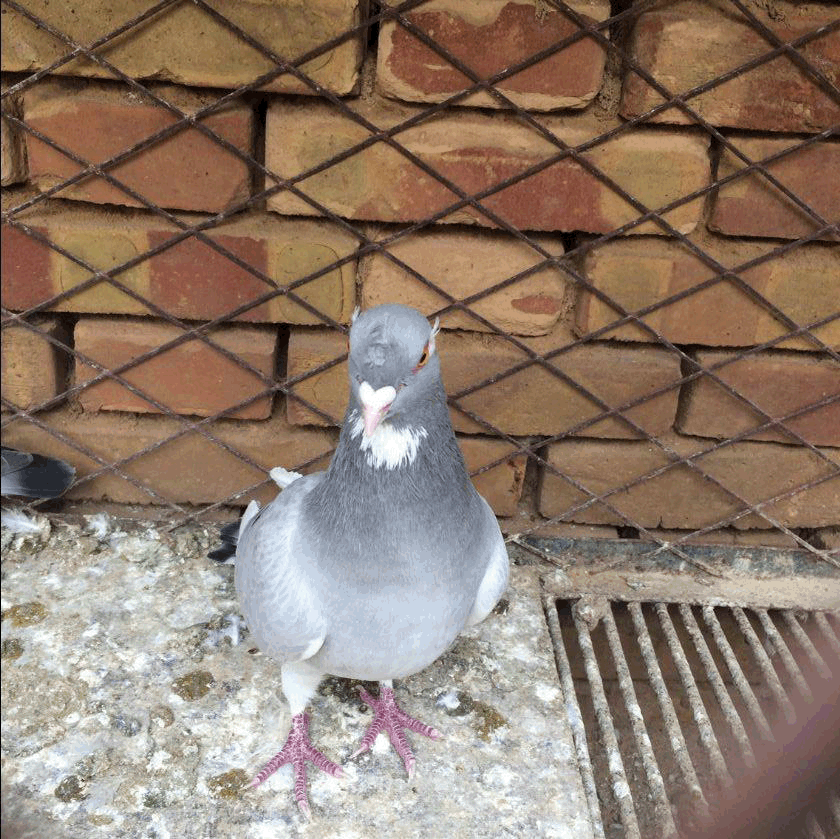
[1,513,593,838]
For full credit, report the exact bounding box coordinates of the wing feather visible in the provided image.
[465,498,510,627]
[234,474,327,664]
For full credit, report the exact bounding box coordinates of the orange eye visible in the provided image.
[414,345,430,371]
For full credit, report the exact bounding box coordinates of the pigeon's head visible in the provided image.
[347,304,442,438]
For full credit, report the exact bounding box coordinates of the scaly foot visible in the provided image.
[351,685,441,779]
[250,712,343,818]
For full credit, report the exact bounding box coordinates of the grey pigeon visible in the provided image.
[1,447,75,499]
[225,304,509,816]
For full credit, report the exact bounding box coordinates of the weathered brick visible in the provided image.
[539,434,840,529]
[286,328,348,426]
[442,330,682,437]
[266,98,709,234]
[640,527,800,550]
[503,519,619,540]
[1,0,366,95]
[1,316,70,411]
[459,437,527,517]
[1,79,26,186]
[377,0,610,111]
[361,225,569,336]
[575,230,840,350]
[678,349,840,447]
[709,136,840,241]
[24,79,254,213]
[620,0,840,133]
[74,317,278,420]
[1,193,357,324]
[286,326,683,437]
[1,407,522,516]
[1,407,337,507]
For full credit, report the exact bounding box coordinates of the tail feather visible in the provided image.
[208,520,240,564]
[207,500,261,564]
[1,448,75,499]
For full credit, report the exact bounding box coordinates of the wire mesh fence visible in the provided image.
[1,0,838,567]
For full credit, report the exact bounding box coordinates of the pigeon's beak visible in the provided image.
[358,381,396,438]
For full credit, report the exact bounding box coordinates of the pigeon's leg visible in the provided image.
[351,680,441,779]
[250,661,342,818]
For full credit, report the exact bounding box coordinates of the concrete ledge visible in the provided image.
[1,519,592,838]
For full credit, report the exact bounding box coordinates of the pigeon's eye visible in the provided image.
[414,344,430,372]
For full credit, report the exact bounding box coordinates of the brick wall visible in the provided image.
[1,0,838,550]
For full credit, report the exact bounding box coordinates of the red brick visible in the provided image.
[709,136,840,241]
[377,0,610,111]
[0,217,53,311]
[620,0,840,133]
[24,78,254,213]
[74,317,278,420]
[1,194,357,324]
[442,330,683,437]
[286,326,683,438]
[1,316,70,411]
[459,437,527,517]
[361,225,568,336]
[266,98,709,235]
[1,80,26,186]
[539,434,840,530]
[1,0,365,95]
[1,406,337,507]
[678,349,840,447]
[575,230,840,350]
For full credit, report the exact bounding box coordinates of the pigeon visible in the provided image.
[1,447,75,499]
[215,303,509,816]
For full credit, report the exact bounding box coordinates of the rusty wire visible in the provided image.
[1,0,838,566]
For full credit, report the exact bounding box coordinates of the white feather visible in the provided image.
[1,508,44,534]
[269,467,302,489]
[348,411,427,470]
[84,512,112,541]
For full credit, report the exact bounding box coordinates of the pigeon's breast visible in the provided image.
[303,497,489,680]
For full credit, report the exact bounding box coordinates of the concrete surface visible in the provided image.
[1,513,593,838]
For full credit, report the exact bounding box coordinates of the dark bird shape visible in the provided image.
[1,448,75,499]
[207,519,241,564]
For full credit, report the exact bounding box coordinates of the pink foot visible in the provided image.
[350,685,442,779]
[250,712,343,818]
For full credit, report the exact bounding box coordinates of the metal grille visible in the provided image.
[1,0,839,566]
[543,580,840,838]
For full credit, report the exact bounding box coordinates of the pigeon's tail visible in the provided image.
[1,448,75,499]
[207,500,261,564]
[208,520,241,564]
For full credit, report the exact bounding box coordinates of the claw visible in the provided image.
[250,712,342,816]
[352,685,441,777]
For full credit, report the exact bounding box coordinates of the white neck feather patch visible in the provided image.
[349,410,427,470]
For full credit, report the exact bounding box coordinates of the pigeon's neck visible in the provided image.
[345,410,428,471]
[324,397,469,498]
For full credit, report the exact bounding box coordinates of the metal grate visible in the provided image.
[543,573,840,839]
[1,0,838,564]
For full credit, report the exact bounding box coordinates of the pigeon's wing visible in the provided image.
[1,448,75,499]
[234,473,328,665]
[465,497,510,628]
